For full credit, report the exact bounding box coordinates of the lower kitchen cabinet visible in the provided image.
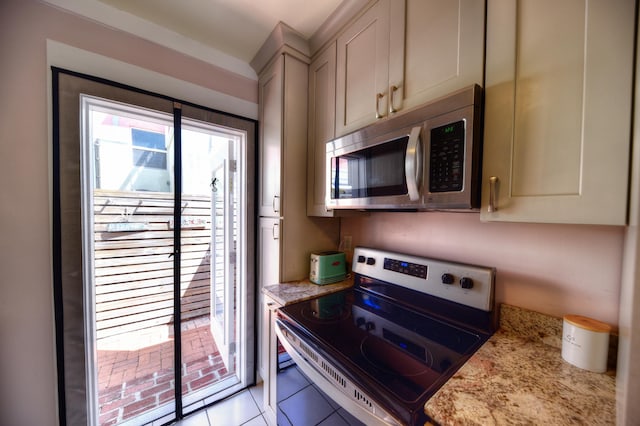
[262,294,280,425]
[257,217,280,383]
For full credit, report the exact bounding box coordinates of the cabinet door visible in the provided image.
[399,0,484,112]
[258,217,281,293]
[481,0,635,225]
[307,43,337,217]
[257,217,280,380]
[280,54,309,221]
[335,0,392,136]
[258,56,283,217]
[262,297,280,426]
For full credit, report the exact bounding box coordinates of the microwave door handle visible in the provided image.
[405,126,422,201]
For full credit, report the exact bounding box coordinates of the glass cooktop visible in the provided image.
[277,282,485,407]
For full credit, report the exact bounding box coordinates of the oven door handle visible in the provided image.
[405,126,422,201]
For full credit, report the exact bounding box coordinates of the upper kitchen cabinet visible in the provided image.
[334,0,485,137]
[258,55,284,217]
[335,0,397,136]
[481,0,635,225]
[307,42,337,217]
[402,0,485,111]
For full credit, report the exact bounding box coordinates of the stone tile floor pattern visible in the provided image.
[97,316,231,425]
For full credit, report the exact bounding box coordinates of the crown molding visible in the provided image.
[250,22,311,75]
[308,0,373,57]
[41,0,258,80]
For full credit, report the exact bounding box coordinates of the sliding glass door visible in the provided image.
[178,116,245,413]
[53,69,255,426]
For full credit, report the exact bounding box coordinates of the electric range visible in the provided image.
[275,247,497,425]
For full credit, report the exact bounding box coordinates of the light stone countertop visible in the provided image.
[262,275,354,306]
[424,304,617,425]
[262,281,616,425]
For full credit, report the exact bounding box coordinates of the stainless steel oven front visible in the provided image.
[326,85,483,211]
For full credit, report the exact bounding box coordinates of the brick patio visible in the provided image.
[97,315,231,426]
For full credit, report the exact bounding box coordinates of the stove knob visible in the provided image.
[366,257,376,265]
[460,277,474,289]
[441,273,454,285]
[357,255,366,263]
[356,317,366,328]
[366,321,375,331]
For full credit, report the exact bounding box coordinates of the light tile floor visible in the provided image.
[276,366,363,426]
[174,384,266,426]
[173,365,364,426]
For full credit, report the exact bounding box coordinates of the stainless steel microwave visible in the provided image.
[326,85,483,211]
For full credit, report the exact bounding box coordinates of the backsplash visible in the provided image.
[340,211,624,328]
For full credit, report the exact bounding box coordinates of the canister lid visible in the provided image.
[563,314,611,333]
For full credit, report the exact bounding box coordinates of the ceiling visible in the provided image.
[96,0,343,63]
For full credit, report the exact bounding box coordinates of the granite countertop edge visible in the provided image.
[424,304,617,426]
[262,275,354,306]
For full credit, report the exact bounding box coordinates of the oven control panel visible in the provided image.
[383,257,428,279]
[353,247,495,311]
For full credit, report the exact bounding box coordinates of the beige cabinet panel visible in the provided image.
[256,217,280,382]
[481,0,635,224]
[335,0,484,137]
[258,52,338,281]
[256,45,339,426]
[261,295,280,426]
[258,56,284,217]
[401,0,485,111]
[335,0,394,136]
[307,43,337,217]
[280,55,310,224]
[258,217,281,290]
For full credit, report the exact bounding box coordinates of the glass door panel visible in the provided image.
[83,95,178,425]
[179,121,241,412]
[210,156,235,371]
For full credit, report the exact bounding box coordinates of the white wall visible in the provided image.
[0,1,258,424]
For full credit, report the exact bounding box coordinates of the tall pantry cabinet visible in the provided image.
[253,24,339,384]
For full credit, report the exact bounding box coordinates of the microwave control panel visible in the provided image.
[429,120,465,193]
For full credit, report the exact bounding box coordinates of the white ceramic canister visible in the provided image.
[561,314,611,373]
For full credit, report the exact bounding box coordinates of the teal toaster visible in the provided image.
[309,251,347,285]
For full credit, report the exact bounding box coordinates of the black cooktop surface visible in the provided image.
[277,276,490,423]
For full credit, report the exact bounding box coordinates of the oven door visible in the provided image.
[274,318,404,426]
[326,126,422,210]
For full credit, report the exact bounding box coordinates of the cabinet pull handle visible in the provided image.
[375,93,385,119]
[389,85,398,114]
[272,223,279,240]
[272,195,280,213]
[488,176,498,212]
